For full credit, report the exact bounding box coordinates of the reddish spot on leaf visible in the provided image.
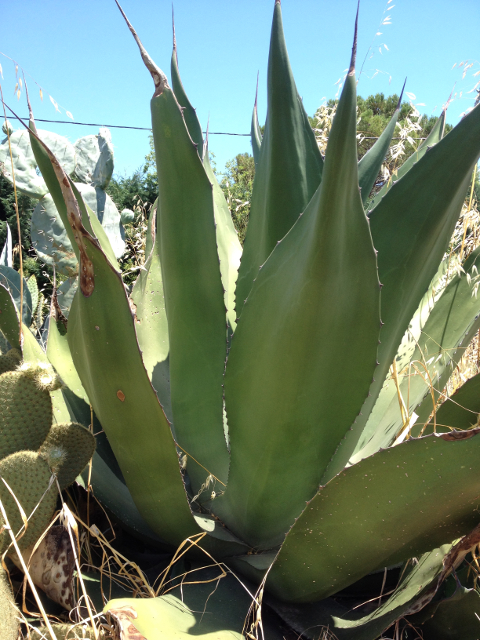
[117,390,126,402]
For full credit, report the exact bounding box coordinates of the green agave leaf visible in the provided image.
[170,25,242,341]
[367,109,446,212]
[268,544,453,640]
[130,235,172,422]
[170,20,204,153]
[267,429,480,602]
[203,156,243,341]
[0,266,33,328]
[0,284,21,349]
[144,198,157,260]
[67,234,198,546]
[324,103,480,483]
[46,308,89,405]
[0,222,13,268]
[344,252,461,462]
[357,86,403,205]
[351,246,480,460]
[85,449,168,546]
[251,75,262,167]
[235,2,324,315]
[150,57,229,492]
[105,565,285,640]
[215,58,380,548]
[431,372,480,432]
[69,179,119,270]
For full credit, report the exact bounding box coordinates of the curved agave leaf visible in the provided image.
[147,36,229,493]
[235,2,324,315]
[0,284,21,349]
[433,372,480,432]
[366,109,446,212]
[357,85,404,205]
[268,429,480,602]
[170,23,242,341]
[214,40,380,549]
[324,103,480,482]
[351,246,480,460]
[130,234,172,423]
[67,233,199,545]
[251,75,262,167]
[268,543,454,640]
[0,223,13,268]
[0,265,32,327]
[170,17,204,152]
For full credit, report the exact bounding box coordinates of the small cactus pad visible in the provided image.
[39,423,96,490]
[0,451,57,553]
[0,369,53,458]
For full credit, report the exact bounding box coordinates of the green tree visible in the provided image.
[219,153,255,244]
[106,168,158,212]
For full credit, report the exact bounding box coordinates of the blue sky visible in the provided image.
[1,0,479,177]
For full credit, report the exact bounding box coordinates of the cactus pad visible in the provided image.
[40,422,96,489]
[0,451,57,553]
[0,368,53,458]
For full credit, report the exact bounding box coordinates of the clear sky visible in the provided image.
[1,0,479,178]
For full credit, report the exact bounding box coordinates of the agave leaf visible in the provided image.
[267,429,480,602]
[251,75,262,167]
[130,235,172,422]
[430,372,480,432]
[351,246,480,460]
[149,53,229,492]
[0,266,32,328]
[235,2,324,315]
[324,103,480,483]
[66,233,199,545]
[46,307,89,405]
[357,86,403,205]
[170,26,242,341]
[203,157,243,340]
[269,544,454,640]
[0,284,21,349]
[170,21,204,152]
[85,449,167,545]
[215,52,380,549]
[0,223,13,268]
[367,109,446,212]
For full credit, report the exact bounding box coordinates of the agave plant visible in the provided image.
[2,1,480,638]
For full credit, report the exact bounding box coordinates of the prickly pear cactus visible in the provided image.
[0,362,95,558]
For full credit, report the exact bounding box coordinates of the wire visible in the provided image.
[8,117,430,140]
[11,117,251,136]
